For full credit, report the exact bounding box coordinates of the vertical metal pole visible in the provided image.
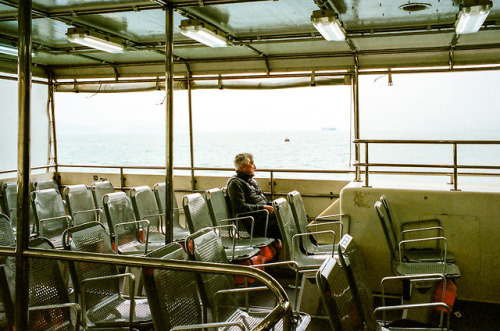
[452,143,459,191]
[270,171,275,201]
[352,54,361,181]
[187,71,196,192]
[48,76,59,181]
[364,142,370,188]
[119,167,125,190]
[165,2,174,244]
[15,1,32,330]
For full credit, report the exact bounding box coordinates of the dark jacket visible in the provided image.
[227,171,270,215]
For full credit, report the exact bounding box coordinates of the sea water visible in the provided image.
[57,130,352,179]
[56,129,500,185]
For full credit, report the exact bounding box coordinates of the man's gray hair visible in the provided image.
[234,153,253,170]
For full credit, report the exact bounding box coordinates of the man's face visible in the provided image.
[240,159,256,176]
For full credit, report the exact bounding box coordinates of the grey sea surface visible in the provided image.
[56,129,500,184]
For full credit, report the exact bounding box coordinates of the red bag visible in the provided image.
[434,279,457,312]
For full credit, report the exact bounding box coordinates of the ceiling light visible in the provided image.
[179,19,229,47]
[311,10,346,41]
[0,43,18,56]
[455,2,492,34]
[67,28,124,53]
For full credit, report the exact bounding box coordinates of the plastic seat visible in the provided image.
[288,190,343,255]
[62,222,153,329]
[103,192,160,255]
[32,178,59,191]
[183,193,261,262]
[206,188,275,248]
[186,228,310,330]
[378,196,455,263]
[153,182,190,241]
[64,184,103,228]
[0,237,82,330]
[31,188,72,248]
[130,185,166,245]
[374,200,460,278]
[316,234,451,330]
[1,181,36,234]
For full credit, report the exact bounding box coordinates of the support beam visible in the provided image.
[15,0,31,329]
[352,53,361,182]
[165,2,174,244]
[186,64,196,193]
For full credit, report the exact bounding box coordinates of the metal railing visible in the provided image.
[54,164,352,199]
[354,139,500,190]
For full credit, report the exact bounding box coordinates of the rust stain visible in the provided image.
[353,191,370,208]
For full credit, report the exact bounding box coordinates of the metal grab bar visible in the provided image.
[0,246,292,331]
[354,139,500,191]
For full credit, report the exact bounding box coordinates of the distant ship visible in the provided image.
[321,127,336,131]
[284,136,290,142]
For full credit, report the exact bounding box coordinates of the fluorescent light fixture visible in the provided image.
[311,10,346,41]
[67,28,124,53]
[0,43,18,56]
[179,19,228,47]
[455,3,492,34]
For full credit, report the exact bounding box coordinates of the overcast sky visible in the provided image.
[54,70,500,139]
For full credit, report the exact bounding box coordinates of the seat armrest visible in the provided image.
[236,209,269,237]
[307,219,343,238]
[212,224,238,261]
[81,273,135,328]
[39,215,72,237]
[399,236,448,263]
[220,215,255,238]
[115,220,150,253]
[73,208,102,222]
[374,302,450,330]
[401,226,444,240]
[292,230,335,259]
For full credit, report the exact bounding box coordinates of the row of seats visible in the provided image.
[0,179,455,330]
[0,216,311,330]
[0,210,454,330]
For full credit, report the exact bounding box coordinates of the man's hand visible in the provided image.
[263,205,274,214]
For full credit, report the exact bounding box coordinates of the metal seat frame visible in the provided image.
[0,237,82,330]
[186,227,310,330]
[153,182,190,242]
[287,190,344,255]
[183,192,261,262]
[374,200,460,278]
[206,187,275,248]
[31,188,72,248]
[103,192,154,255]
[64,184,102,227]
[62,221,153,329]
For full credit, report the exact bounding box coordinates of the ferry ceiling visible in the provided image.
[0,0,499,89]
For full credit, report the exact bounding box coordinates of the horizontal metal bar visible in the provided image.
[53,72,348,86]
[0,245,289,306]
[0,165,54,175]
[354,139,500,145]
[356,162,453,169]
[56,164,355,175]
[356,162,500,171]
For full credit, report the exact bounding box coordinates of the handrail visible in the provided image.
[354,139,500,190]
[0,246,292,331]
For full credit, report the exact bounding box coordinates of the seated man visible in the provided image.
[227,153,281,239]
